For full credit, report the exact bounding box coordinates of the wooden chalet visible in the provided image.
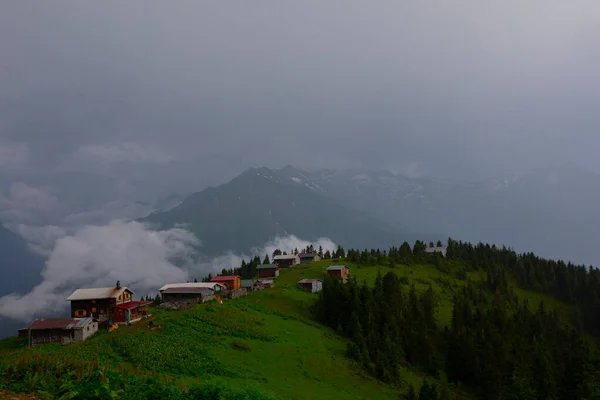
[25,317,97,346]
[299,252,321,264]
[66,281,138,325]
[326,265,350,283]
[256,263,280,278]
[272,254,300,268]
[210,275,242,291]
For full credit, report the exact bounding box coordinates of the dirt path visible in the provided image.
[0,390,38,399]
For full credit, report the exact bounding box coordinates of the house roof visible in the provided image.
[257,279,274,284]
[256,264,278,270]
[326,265,348,271]
[241,279,258,288]
[29,317,93,331]
[66,287,132,301]
[298,279,322,284]
[298,252,318,258]
[160,287,214,295]
[114,301,151,310]
[425,246,447,255]
[273,254,298,260]
[210,275,240,282]
[158,282,224,292]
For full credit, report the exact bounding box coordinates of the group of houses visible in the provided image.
[19,251,349,347]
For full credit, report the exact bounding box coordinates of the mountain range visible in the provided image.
[145,163,600,264]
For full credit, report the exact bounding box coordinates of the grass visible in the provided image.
[0,258,573,399]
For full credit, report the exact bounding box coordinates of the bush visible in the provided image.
[231,341,251,352]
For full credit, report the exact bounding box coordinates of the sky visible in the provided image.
[1,0,600,190]
[1,1,600,323]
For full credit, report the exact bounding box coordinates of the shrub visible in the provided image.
[231,341,251,352]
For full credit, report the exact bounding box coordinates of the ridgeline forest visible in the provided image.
[1,239,600,399]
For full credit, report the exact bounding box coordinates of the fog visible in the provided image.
[0,225,336,323]
[1,1,600,323]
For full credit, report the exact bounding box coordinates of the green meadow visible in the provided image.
[0,259,573,399]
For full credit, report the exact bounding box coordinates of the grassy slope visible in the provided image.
[0,260,573,399]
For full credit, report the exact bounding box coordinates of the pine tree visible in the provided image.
[194,278,198,283]
[263,254,270,264]
[324,250,331,259]
[318,245,324,258]
[404,385,417,400]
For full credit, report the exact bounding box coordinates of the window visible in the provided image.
[124,292,130,299]
[91,307,96,313]
[75,310,86,317]
[91,299,96,304]
[117,295,122,302]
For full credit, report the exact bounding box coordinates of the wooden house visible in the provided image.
[158,282,224,303]
[326,265,350,283]
[66,281,134,324]
[425,246,447,257]
[26,317,97,346]
[210,275,242,291]
[299,252,321,264]
[113,301,151,324]
[256,264,280,278]
[257,279,275,288]
[297,279,323,293]
[273,254,300,268]
[241,279,264,291]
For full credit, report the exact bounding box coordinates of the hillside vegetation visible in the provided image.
[1,240,599,399]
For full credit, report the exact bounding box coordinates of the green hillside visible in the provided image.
[2,243,594,400]
[142,168,429,256]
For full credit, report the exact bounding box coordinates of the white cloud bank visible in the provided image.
[0,220,336,322]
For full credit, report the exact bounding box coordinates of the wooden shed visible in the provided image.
[26,317,98,346]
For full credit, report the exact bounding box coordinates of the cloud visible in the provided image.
[0,141,30,170]
[252,235,337,258]
[0,220,197,321]
[0,227,336,322]
[0,182,59,224]
[10,224,68,256]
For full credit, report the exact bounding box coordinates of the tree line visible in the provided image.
[312,239,600,399]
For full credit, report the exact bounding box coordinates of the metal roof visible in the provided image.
[298,253,318,258]
[114,301,151,310]
[257,279,274,284]
[256,264,278,269]
[66,287,133,301]
[273,254,298,260]
[29,317,93,331]
[298,279,322,284]
[158,282,224,292]
[160,287,214,295]
[326,265,348,271]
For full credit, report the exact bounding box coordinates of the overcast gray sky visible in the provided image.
[1,0,600,190]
